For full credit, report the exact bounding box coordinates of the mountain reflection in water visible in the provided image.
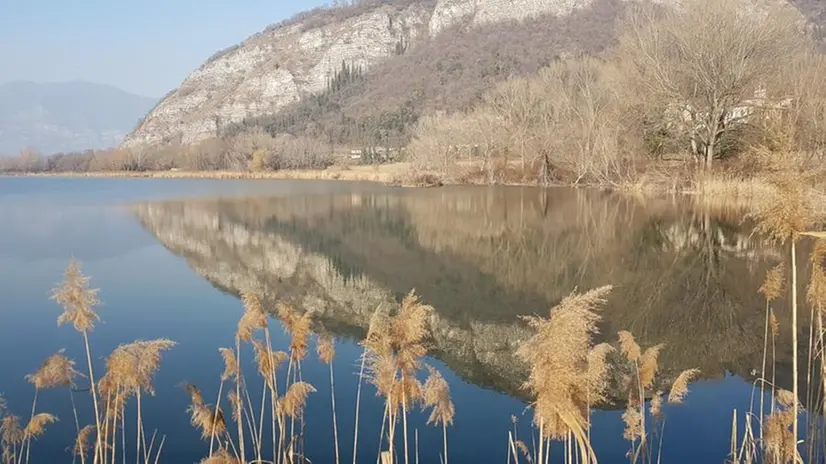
[131,186,798,404]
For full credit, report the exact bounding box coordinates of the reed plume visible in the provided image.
[423,367,454,427]
[423,366,454,464]
[586,343,614,404]
[277,303,312,361]
[52,259,100,333]
[316,331,340,464]
[238,291,267,342]
[277,382,316,419]
[51,260,103,462]
[26,350,80,390]
[764,390,798,464]
[251,340,287,388]
[317,332,335,365]
[219,348,238,381]
[103,339,176,396]
[516,285,612,464]
[649,392,664,419]
[184,384,227,441]
[227,392,241,425]
[618,331,641,363]
[22,413,57,441]
[1,416,23,464]
[760,263,785,302]
[363,290,432,464]
[101,339,175,463]
[638,344,664,390]
[668,369,700,405]
[73,425,95,463]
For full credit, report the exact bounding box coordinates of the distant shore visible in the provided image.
[2,163,411,184]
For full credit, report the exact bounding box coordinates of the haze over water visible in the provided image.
[0,178,788,462]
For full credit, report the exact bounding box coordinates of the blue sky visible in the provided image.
[0,0,329,98]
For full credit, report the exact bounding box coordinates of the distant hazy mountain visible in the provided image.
[0,81,156,156]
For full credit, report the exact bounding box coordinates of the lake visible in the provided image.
[0,178,792,463]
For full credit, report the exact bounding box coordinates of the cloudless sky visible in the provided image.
[0,0,330,98]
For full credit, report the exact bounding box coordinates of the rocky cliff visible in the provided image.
[124,2,433,147]
[121,0,633,149]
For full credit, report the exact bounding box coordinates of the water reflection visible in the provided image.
[132,186,795,404]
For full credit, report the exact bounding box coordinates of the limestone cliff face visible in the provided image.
[124,2,432,147]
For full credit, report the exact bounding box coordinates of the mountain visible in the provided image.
[124,0,816,152]
[0,81,156,156]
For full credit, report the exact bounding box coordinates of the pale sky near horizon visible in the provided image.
[0,0,329,98]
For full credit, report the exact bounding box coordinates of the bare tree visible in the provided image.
[617,0,809,169]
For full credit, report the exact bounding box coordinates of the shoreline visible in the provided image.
[0,165,791,208]
[1,164,408,184]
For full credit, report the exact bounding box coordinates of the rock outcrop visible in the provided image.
[124,2,433,147]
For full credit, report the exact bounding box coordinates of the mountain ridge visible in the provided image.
[0,80,156,156]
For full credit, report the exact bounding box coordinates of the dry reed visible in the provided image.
[26,350,80,390]
[423,367,454,464]
[516,285,612,464]
[72,425,95,462]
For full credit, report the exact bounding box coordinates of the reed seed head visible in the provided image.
[182,382,204,407]
[618,331,641,363]
[776,389,797,408]
[227,391,241,424]
[750,171,816,244]
[23,413,58,440]
[764,408,796,464]
[251,340,287,388]
[1,415,23,446]
[187,399,227,441]
[807,241,826,310]
[102,339,176,396]
[277,303,312,361]
[423,366,455,427]
[237,291,268,342]
[316,332,336,365]
[218,348,239,381]
[586,343,614,404]
[51,259,101,332]
[622,401,642,442]
[514,441,531,462]
[516,285,612,440]
[668,368,700,404]
[73,425,95,458]
[650,391,664,418]
[639,343,665,390]
[26,349,80,390]
[760,263,785,302]
[277,382,315,419]
[770,310,780,338]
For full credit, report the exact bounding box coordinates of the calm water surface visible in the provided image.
[0,178,788,463]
